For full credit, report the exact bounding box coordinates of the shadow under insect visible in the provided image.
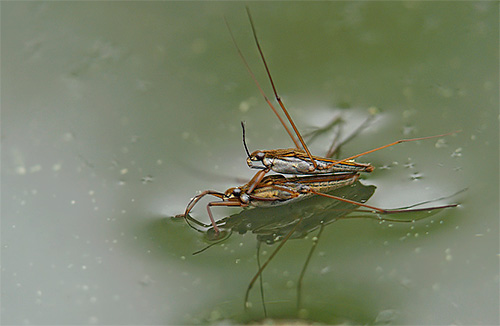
[217,181,375,244]
[191,181,375,317]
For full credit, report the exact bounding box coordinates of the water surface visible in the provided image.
[2,2,498,324]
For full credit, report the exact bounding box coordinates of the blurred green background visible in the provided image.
[2,2,498,324]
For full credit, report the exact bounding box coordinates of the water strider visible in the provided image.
[227,7,459,185]
[176,7,462,320]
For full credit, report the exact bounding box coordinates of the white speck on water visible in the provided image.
[483,80,493,90]
[445,248,453,261]
[120,168,128,175]
[404,159,415,168]
[15,166,27,175]
[52,163,62,171]
[410,172,423,180]
[239,101,250,113]
[400,277,413,288]
[62,132,74,142]
[239,97,258,113]
[320,266,330,274]
[375,309,399,324]
[140,274,153,286]
[435,138,448,148]
[451,147,462,157]
[436,85,454,98]
[402,125,416,136]
[135,80,151,92]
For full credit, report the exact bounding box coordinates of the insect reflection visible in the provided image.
[187,180,455,318]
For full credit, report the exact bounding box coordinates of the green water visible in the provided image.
[2,2,498,324]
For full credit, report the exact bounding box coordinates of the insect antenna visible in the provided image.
[241,121,252,159]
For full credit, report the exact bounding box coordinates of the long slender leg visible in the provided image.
[245,215,304,311]
[224,17,300,149]
[192,230,233,255]
[327,131,460,168]
[245,7,318,169]
[303,114,343,146]
[297,222,325,311]
[183,191,225,231]
[207,201,246,233]
[308,189,458,214]
[325,114,376,158]
[256,241,267,317]
[245,168,271,194]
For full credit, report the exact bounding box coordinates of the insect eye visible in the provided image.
[256,151,265,161]
[240,193,250,204]
[232,188,242,196]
